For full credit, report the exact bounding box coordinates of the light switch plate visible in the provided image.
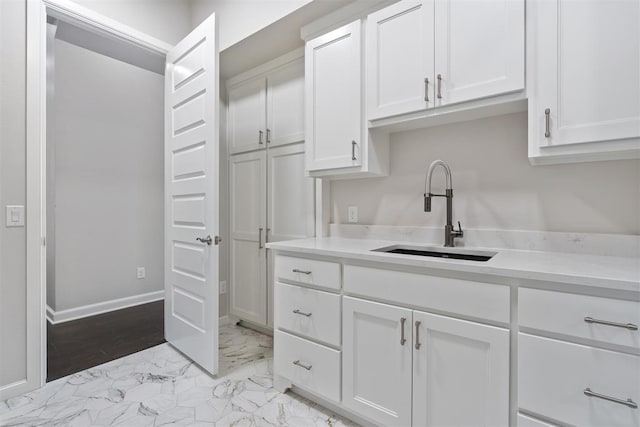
[6,205,25,227]
[348,206,358,223]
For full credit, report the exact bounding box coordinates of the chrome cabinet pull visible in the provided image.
[292,269,311,275]
[351,140,357,161]
[584,388,638,409]
[196,235,212,245]
[293,360,312,371]
[424,77,429,102]
[400,317,407,346]
[293,309,312,317]
[258,228,264,249]
[266,128,271,144]
[584,317,638,330]
[436,74,442,99]
[544,108,551,137]
[258,130,264,144]
[415,320,422,350]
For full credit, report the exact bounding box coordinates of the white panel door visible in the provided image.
[412,310,510,427]
[165,13,219,375]
[366,0,435,119]
[228,76,266,154]
[229,151,267,325]
[434,0,524,106]
[306,21,362,171]
[266,59,305,147]
[533,0,640,147]
[342,297,413,426]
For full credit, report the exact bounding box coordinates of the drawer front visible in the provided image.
[275,282,341,346]
[519,288,640,350]
[344,265,510,323]
[275,255,341,291]
[519,333,640,426]
[274,330,341,402]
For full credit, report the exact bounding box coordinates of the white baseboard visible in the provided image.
[219,315,232,326]
[46,290,164,324]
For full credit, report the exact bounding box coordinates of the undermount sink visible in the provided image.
[372,245,496,262]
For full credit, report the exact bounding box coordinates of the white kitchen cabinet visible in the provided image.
[342,296,413,426]
[230,143,314,327]
[227,56,304,155]
[412,310,510,427]
[528,0,640,164]
[229,150,267,324]
[366,0,524,121]
[305,20,389,178]
[366,0,435,119]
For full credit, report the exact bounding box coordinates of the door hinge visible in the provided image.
[214,235,222,245]
[42,237,46,246]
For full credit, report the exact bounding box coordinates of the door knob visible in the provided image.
[196,235,213,245]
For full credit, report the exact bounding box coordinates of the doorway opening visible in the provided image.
[44,16,166,382]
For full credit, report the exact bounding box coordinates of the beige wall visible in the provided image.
[0,0,27,389]
[331,112,640,235]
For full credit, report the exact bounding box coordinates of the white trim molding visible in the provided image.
[46,291,165,325]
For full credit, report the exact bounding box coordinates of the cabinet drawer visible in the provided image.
[519,333,640,426]
[519,288,640,350]
[344,265,509,323]
[275,282,341,346]
[274,330,341,402]
[275,255,341,290]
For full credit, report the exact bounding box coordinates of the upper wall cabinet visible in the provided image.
[228,55,304,154]
[305,20,389,178]
[366,0,524,122]
[528,0,640,164]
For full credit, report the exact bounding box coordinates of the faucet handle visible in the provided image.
[457,221,462,232]
[453,221,464,238]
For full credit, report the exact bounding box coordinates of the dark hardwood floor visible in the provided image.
[47,300,165,382]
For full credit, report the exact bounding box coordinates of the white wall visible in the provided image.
[71,0,193,45]
[331,112,640,235]
[0,0,28,390]
[190,0,312,50]
[48,38,164,311]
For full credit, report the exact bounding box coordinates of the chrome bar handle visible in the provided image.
[293,360,312,371]
[266,128,271,144]
[292,269,311,275]
[415,321,422,350]
[544,108,551,137]
[258,130,264,144]
[584,388,638,409]
[584,317,638,330]
[436,74,442,99]
[352,140,357,161]
[293,309,312,317]
[424,78,429,102]
[400,317,407,346]
[258,227,264,249]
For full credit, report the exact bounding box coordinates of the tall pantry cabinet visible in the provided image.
[228,51,315,328]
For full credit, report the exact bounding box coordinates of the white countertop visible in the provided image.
[266,237,640,293]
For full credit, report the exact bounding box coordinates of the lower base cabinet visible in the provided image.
[342,296,510,426]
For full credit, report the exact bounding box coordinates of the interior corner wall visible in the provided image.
[330,112,640,235]
[0,0,28,390]
[51,38,164,312]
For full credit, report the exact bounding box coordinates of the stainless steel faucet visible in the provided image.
[424,160,463,247]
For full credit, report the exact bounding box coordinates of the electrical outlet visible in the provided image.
[220,280,227,294]
[348,206,358,223]
[137,267,145,279]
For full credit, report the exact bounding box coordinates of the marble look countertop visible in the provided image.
[266,237,640,293]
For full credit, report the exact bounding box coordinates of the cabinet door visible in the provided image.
[266,59,305,147]
[366,0,435,120]
[413,311,510,427]
[343,297,412,426]
[434,0,524,106]
[229,151,267,324]
[228,76,266,154]
[532,0,640,147]
[305,21,362,171]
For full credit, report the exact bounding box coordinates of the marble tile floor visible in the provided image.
[0,324,357,427]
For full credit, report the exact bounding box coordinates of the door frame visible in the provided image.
[23,0,171,397]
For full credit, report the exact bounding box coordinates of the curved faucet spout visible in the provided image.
[423,159,462,247]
